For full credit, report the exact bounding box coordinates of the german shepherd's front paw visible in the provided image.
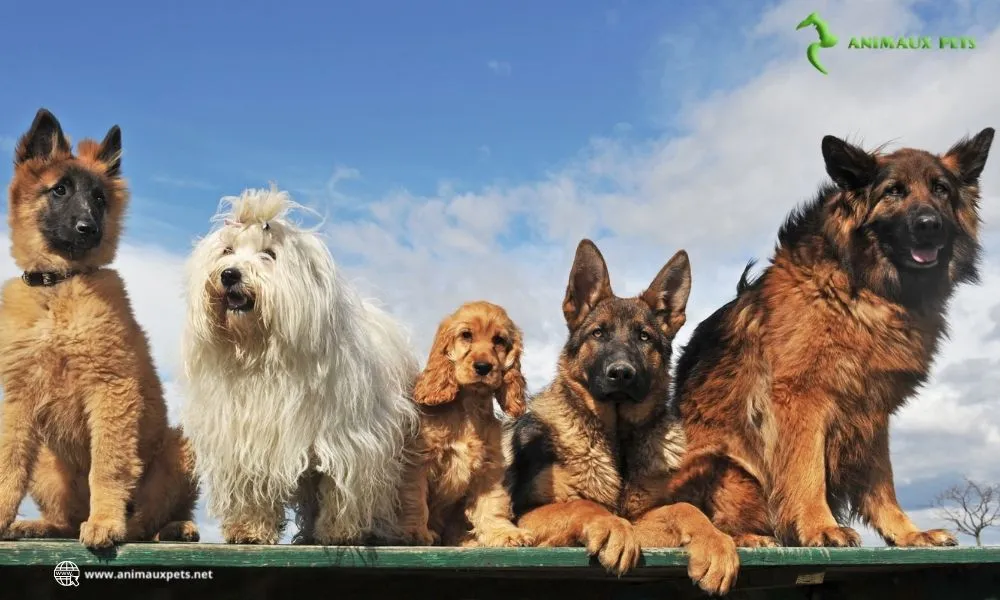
[583,516,641,577]
[686,530,740,596]
[732,533,780,548]
[800,525,861,547]
[894,529,957,547]
[80,518,127,548]
[479,525,536,548]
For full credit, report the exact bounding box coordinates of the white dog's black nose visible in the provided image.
[474,362,493,376]
[220,268,242,288]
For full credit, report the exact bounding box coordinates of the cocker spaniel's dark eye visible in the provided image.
[460,330,473,341]
[492,335,507,346]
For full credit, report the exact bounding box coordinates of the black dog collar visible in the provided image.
[21,270,87,287]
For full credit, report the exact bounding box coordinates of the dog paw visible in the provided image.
[154,521,200,543]
[893,529,957,547]
[686,530,740,596]
[400,528,439,546]
[732,533,780,548]
[4,520,73,539]
[480,526,536,548]
[582,516,641,577]
[800,525,861,547]
[80,518,127,549]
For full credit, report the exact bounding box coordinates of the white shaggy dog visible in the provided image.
[180,185,420,545]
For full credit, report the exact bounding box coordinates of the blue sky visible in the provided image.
[1,0,999,545]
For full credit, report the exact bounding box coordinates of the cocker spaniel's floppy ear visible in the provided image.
[412,319,460,406]
[495,324,527,418]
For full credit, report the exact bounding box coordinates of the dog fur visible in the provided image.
[397,301,534,547]
[668,128,995,548]
[0,108,199,548]
[505,240,739,595]
[180,185,420,545]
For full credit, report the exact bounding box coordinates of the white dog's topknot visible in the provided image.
[210,182,323,234]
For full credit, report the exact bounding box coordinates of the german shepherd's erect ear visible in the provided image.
[15,108,71,164]
[941,127,995,184]
[562,239,614,330]
[821,135,877,191]
[641,250,691,338]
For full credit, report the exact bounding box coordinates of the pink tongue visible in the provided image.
[911,248,939,263]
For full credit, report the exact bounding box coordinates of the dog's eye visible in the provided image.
[638,330,651,342]
[222,247,233,256]
[885,184,906,197]
[591,328,603,339]
[932,182,948,196]
[460,331,473,341]
[92,191,106,205]
[262,249,276,260]
[492,335,507,346]
[52,183,68,197]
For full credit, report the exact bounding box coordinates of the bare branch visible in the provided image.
[934,478,1000,544]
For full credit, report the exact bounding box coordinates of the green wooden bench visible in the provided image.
[2,541,998,599]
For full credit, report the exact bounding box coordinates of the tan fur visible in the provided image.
[398,301,533,547]
[0,110,199,548]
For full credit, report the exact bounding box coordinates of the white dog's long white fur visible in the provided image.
[180,185,419,544]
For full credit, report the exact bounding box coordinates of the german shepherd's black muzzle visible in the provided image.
[587,347,651,403]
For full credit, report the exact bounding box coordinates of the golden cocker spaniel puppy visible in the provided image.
[398,301,535,547]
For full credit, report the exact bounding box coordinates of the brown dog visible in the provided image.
[0,108,199,548]
[506,240,739,595]
[669,128,994,548]
[398,301,534,547]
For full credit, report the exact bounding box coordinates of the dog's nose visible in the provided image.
[75,219,99,238]
[605,362,635,384]
[220,268,242,288]
[914,213,942,234]
[473,362,493,376]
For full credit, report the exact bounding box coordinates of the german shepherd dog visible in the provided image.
[506,240,739,595]
[0,109,199,548]
[668,128,994,548]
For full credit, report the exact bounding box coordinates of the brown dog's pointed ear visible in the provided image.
[412,320,460,406]
[15,108,70,164]
[562,239,613,330]
[97,125,123,177]
[942,127,994,185]
[641,249,691,338]
[821,135,877,190]
[495,326,526,418]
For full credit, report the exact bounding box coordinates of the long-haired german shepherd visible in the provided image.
[0,109,199,548]
[668,127,994,548]
[506,240,739,595]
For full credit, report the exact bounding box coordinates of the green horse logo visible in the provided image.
[796,12,837,74]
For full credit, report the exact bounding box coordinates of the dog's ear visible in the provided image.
[15,108,70,165]
[942,127,994,185]
[96,125,123,178]
[563,239,613,330]
[495,324,527,418]
[641,249,691,338]
[412,319,460,406]
[821,135,877,190]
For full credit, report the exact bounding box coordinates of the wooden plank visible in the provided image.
[0,541,997,569]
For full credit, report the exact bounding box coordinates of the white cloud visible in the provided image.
[487,60,512,76]
[1,0,998,547]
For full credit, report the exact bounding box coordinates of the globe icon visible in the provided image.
[53,561,80,587]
